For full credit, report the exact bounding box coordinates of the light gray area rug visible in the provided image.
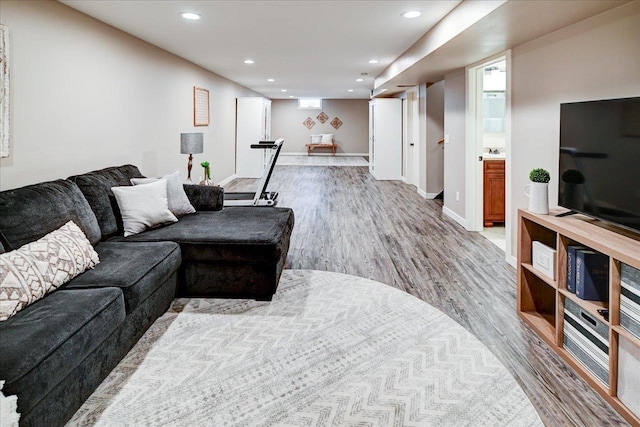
[277,156,368,166]
[68,270,542,427]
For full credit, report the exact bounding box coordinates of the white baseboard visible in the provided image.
[217,174,237,187]
[280,152,368,157]
[506,254,517,268]
[443,206,468,229]
[417,189,441,199]
[401,177,409,184]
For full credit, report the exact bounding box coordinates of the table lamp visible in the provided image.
[180,133,204,184]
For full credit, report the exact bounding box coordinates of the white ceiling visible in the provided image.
[59,0,630,101]
[59,0,462,99]
[373,0,631,96]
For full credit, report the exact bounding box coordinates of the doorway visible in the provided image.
[466,53,512,260]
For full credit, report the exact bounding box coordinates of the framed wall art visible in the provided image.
[193,86,210,126]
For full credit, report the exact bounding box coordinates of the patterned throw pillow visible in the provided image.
[0,221,100,321]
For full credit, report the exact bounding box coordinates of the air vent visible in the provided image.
[397,85,416,88]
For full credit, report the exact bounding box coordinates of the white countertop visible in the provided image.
[483,153,506,160]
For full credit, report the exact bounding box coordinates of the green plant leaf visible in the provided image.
[529,168,550,183]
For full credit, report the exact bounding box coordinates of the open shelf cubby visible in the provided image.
[517,209,640,425]
[519,268,557,343]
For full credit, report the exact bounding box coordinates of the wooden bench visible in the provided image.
[305,143,337,156]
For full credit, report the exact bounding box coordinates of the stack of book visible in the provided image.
[566,245,609,302]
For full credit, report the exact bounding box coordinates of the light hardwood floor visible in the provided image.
[224,165,628,427]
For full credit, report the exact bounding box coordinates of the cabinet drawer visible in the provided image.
[484,159,505,172]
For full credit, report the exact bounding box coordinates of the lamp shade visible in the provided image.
[180,133,204,154]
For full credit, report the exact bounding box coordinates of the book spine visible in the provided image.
[576,249,609,302]
[567,246,576,293]
[567,245,585,293]
[576,251,584,297]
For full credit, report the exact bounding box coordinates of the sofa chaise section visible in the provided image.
[120,206,294,300]
[70,165,294,300]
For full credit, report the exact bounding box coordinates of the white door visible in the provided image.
[370,98,402,181]
[263,100,271,140]
[369,101,375,174]
[402,98,409,181]
[236,97,271,178]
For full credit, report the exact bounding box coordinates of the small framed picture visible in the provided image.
[194,86,210,126]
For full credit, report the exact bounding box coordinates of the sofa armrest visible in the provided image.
[183,185,224,211]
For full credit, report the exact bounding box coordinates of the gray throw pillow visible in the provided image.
[131,171,196,217]
[112,179,178,237]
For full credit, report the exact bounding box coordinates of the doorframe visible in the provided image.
[402,97,409,182]
[464,50,513,263]
[401,88,420,188]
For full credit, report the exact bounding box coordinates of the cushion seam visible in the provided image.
[68,244,180,290]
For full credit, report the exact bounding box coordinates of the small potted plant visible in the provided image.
[199,161,214,186]
[525,168,550,214]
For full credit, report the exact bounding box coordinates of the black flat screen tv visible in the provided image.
[558,97,640,233]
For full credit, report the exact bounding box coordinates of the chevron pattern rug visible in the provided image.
[68,270,542,427]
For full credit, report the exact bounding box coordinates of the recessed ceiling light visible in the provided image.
[267,78,275,82]
[243,59,255,64]
[289,95,294,98]
[347,89,354,92]
[181,12,201,20]
[281,89,287,92]
[402,10,421,19]
[356,78,364,82]
[368,59,379,64]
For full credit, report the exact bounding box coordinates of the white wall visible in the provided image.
[271,99,368,155]
[509,1,640,257]
[443,69,467,223]
[440,2,639,247]
[0,0,259,190]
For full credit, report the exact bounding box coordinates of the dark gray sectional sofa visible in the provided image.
[0,165,294,426]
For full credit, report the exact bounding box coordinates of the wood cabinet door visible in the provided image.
[484,160,505,226]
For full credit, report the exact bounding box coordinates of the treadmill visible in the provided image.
[224,138,284,207]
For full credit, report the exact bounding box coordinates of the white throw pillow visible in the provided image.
[131,171,195,217]
[111,179,178,237]
[0,220,100,321]
[321,134,333,144]
[310,134,323,143]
